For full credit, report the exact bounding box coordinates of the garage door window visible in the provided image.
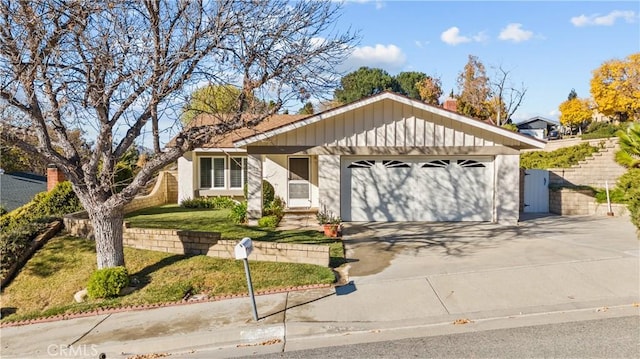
[421,160,450,168]
[348,160,375,168]
[382,160,410,168]
[457,159,486,168]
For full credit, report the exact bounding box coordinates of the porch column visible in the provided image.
[494,154,520,225]
[247,153,263,225]
[177,153,194,203]
[318,154,341,217]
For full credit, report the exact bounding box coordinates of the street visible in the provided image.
[252,316,640,359]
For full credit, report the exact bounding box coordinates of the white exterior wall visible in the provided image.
[177,153,194,203]
[263,154,319,208]
[263,155,288,201]
[494,154,521,224]
[318,155,341,216]
[258,99,519,149]
[247,154,263,225]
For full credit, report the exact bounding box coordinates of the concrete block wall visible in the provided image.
[548,139,627,189]
[124,170,178,214]
[549,188,595,215]
[122,226,221,255]
[62,215,329,266]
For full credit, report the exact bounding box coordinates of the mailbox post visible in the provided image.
[234,237,258,321]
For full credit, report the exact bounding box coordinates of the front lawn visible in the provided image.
[1,205,343,323]
[0,235,335,323]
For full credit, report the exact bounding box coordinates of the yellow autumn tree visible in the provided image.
[590,53,640,122]
[559,98,592,134]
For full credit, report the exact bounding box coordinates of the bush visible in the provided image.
[262,180,275,208]
[617,169,640,229]
[180,196,237,209]
[581,122,626,140]
[87,266,130,299]
[258,215,280,228]
[520,143,598,169]
[0,221,49,279]
[0,181,83,281]
[228,201,247,224]
[264,195,285,218]
[0,181,83,231]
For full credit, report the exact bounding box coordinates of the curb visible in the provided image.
[0,283,332,328]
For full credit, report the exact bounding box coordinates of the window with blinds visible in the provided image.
[230,157,246,189]
[199,157,212,188]
[213,158,225,188]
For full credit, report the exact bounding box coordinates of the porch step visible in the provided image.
[278,208,319,230]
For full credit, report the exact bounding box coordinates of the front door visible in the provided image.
[288,157,310,208]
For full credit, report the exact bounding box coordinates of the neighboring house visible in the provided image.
[0,171,47,212]
[177,92,544,225]
[516,116,559,140]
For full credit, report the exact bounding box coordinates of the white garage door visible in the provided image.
[341,156,494,222]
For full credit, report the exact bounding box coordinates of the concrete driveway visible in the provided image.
[341,214,639,283]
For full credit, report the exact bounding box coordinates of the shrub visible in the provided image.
[258,215,279,228]
[262,180,275,208]
[0,182,82,282]
[581,122,625,140]
[180,196,238,209]
[228,201,247,224]
[0,221,49,279]
[209,196,237,209]
[1,181,83,231]
[264,195,285,218]
[520,143,598,169]
[87,266,130,299]
[617,169,640,229]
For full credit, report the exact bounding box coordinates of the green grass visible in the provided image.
[1,205,344,323]
[125,205,345,266]
[1,235,335,323]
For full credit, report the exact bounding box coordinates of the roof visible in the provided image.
[0,172,47,212]
[516,116,559,127]
[172,113,308,148]
[234,91,546,149]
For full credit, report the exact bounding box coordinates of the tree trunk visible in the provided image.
[88,207,126,269]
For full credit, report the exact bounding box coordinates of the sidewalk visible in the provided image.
[1,215,639,358]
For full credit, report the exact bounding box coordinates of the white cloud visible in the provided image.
[498,23,534,43]
[441,27,471,45]
[472,31,489,43]
[414,40,430,48]
[339,0,385,9]
[571,10,637,27]
[341,44,406,72]
[441,27,488,46]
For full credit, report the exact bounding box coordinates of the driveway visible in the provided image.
[341,214,640,281]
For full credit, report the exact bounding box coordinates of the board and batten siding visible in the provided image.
[256,99,519,148]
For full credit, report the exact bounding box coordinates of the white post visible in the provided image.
[605,180,613,216]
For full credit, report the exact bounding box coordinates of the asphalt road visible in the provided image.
[251,316,640,359]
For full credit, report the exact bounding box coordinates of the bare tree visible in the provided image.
[0,0,356,269]
[491,65,527,126]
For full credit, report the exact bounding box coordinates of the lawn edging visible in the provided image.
[0,283,332,328]
[64,214,330,266]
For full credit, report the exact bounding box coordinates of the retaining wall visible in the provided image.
[123,170,178,213]
[63,216,329,266]
[549,188,629,217]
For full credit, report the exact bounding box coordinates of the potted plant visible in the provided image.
[316,206,342,237]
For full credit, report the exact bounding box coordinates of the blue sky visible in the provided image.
[332,0,640,123]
